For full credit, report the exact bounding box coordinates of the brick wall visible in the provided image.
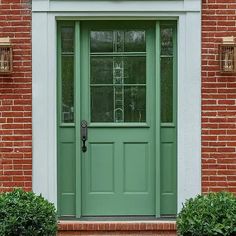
[202,0,236,193]
[1,0,236,196]
[0,0,32,191]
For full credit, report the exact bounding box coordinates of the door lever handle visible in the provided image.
[81,120,88,152]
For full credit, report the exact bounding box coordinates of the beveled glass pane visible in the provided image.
[91,57,113,84]
[161,57,173,123]
[61,27,74,53]
[91,31,113,52]
[161,28,173,55]
[124,57,146,84]
[61,55,74,123]
[91,87,114,122]
[124,86,146,122]
[125,31,145,52]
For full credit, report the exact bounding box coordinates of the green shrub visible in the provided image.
[177,192,236,236]
[0,189,57,236]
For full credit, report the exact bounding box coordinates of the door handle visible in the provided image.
[81,120,88,153]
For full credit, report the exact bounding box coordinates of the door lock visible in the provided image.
[81,120,88,152]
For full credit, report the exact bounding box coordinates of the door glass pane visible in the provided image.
[161,28,173,56]
[91,31,113,52]
[61,25,74,123]
[91,57,113,84]
[161,57,173,123]
[91,30,146,53]
[90,30,146,123]
[91,87,114,122]
[114,31,124,52]
[125,31,145,52]
[114,86,124,122]
[61,56,74,123]
[61,27,74,53]
[124,57,146,84]
[160,25,174,123]
[124,86,146,122]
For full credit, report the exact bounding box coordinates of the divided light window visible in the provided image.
[90,30,147,123]
[58,22,176,124]
[59,24,75,123]
[160,24,175,124]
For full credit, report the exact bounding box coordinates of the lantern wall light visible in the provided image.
[220,37,236,74]
[0,38,13,74]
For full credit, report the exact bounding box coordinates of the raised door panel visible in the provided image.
[160,127,177,214]
[89,143,115,193]
[123,143,149,193]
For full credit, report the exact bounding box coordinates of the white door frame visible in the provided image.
[32,0,201,212]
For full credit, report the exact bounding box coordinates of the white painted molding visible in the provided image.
[46,14,58,204]
[32,13,50,199]
[32,0,200,13]
[32,0,201,212]
[32,13,57,205]
[32,0,49,11]
[177,13,201,211]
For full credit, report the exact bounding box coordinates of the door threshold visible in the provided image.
[79,216,176,221]
[59,215,176,222]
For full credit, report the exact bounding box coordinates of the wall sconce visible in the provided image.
[0,38,13,74]
[220,37,236,73]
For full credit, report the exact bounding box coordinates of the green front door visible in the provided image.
[57,20,177,218]
[80,22,156,216]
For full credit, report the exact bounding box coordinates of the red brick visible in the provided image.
[0,0,32,191]
[1,0,236,214]
[58,221,177,235]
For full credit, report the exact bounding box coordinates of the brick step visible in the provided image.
[58,220,177,235]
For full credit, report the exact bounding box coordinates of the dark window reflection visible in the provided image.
[61,26,74,123]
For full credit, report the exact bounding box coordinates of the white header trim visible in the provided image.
[32,0,200,13]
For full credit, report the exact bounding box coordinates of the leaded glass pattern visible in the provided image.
[90,30,146,123]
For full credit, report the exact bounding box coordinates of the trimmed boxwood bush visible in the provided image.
[0,189,57,236]
[177,192,236,236]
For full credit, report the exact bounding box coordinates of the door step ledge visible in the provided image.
[58,220,176,235]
